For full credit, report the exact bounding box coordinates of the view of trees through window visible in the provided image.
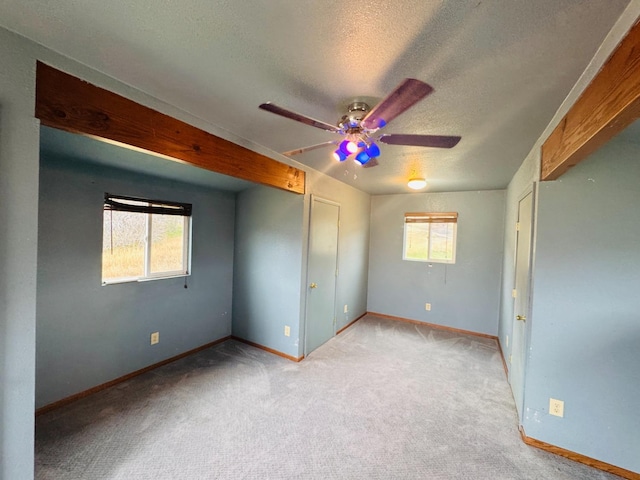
[102,205,188,283]
[404,219,456,263]
[428,223,456,261]
[151,214,185,273]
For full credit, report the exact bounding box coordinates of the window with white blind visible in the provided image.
[403,212,457,264]
[102,193,192,284]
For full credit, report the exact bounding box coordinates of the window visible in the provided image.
[403,212,457,264]
[102,193,192,284]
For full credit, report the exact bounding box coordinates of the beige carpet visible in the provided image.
[35,314,621,479]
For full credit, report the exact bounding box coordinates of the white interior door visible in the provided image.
[510,190,533,418]
[305,197,339,355]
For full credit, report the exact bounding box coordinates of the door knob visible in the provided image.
[309,283,318,289]
[516,315,526,321]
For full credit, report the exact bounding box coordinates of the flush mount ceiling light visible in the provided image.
[407,178,427,190]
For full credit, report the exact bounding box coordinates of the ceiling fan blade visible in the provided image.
[361,79,434,130]
[282,141,338,157]
[379,134,461,148]
[362,158,379,168]
[259,102,341,133]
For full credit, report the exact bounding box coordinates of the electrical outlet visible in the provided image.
[284,325,290,337]
[506,335,509,348]
[549,398,564,417]
[425,303,431,311]
[150,332,159,345]
[344,304,348,313]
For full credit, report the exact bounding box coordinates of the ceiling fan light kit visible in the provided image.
[339,139,359,155]
[259,78,461,170]
[355,149,371,166]
[332,149,348,162]
[366,142,381,158]
[333,136,381,165]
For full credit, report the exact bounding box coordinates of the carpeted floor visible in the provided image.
[35,314,621,479]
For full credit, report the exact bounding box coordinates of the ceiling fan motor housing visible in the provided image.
[339,102,371,133]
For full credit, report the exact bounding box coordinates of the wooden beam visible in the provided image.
[35,62,305,194]
[541,20,640,181]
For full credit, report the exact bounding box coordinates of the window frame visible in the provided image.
[402,212,458,264]
[102,194,192,285]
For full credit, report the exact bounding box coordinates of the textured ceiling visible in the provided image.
[0,0,632,194]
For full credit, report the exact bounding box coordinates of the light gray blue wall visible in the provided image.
[232,185,305,357]
[37,153,236,408]
[368,191,505,336]
[232,171,371,358]
[0,26,277,477]
[497,153,538,356]
[0,28,40,480]
[305,171,371,332]
[522,139,640,473]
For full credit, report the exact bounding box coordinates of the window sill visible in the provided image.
[102,273,190,286]
[402,258,456,265]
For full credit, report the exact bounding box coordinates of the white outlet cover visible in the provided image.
[549,398,564,417]
[344,304,348,313]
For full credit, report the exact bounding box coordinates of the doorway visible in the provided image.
[305,196,340,355]
[509,188,534,418]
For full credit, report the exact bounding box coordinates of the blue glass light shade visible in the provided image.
[333,149,347,162]
[355,151,370,165]
[339,139,358,155]
[366,142,381,158]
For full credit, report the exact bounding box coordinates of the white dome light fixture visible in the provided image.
[407,178,427,190]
